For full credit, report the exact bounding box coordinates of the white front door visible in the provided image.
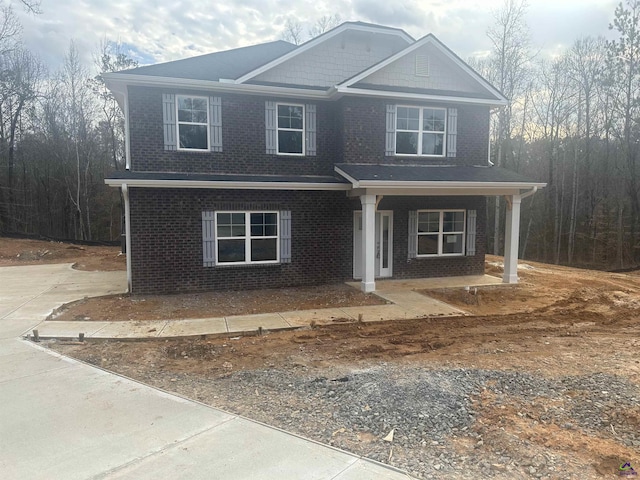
[353,211,393,279]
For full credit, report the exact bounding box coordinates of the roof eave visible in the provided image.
[336,86,508,106]
[101,72,334,99]
[104,178,351,191]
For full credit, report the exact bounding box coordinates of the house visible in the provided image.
[103,22,545,295]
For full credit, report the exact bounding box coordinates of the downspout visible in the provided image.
[121,183,132,293]
[123,86,131,170]
[520,186,538,199]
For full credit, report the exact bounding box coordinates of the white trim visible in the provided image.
[338,34,507,104]
[103,74,334,100]
[335,86,507,106]
[104,178,350,191]
[234,23,414,85]
[176,94,210,151]
[416,209,466,257]
[395,105,446,157]
[276,102,305,156]
[214,211,280,265]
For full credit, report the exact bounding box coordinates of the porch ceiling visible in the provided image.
[334,163,546,196]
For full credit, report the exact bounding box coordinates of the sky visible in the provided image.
[14,0,620,73]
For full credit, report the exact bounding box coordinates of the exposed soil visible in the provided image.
[47,250,640,479]
[0,237,124,271]
[52,285,387,321]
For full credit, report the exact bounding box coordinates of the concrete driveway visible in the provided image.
[0,264,410,480]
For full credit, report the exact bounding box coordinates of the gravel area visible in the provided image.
[150,363,640,479]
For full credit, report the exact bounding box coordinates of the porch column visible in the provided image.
[360,194,376,293]
[503,194,522,284]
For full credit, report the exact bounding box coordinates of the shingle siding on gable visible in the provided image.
[338,97,489,166]
[128,86,340,176]
[359,43,487,94]
[252,33,405,87]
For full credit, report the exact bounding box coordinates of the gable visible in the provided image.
[250,30,409,88]
[353,42,490,96]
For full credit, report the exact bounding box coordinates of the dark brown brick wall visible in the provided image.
[339,96,490,166]
[127,87,490,175]
[128,86,340,176]
[375,196,486,279]
[128,188,485,294]
[128,188,354,294]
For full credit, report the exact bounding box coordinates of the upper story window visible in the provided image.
[277,104,305,155]
[417,210,465,256]
[396,106,446,156]
[177,95,209,150]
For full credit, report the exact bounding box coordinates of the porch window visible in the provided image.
[417,210,465,256]
[396,106,446,156]
[277,104,304,155]
[216,212,279,264]
[176,95,209,150]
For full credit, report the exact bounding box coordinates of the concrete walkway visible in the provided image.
[0,263,410,479]
[34,273,501,341]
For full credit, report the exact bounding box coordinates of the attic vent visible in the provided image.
[415,55,429,77]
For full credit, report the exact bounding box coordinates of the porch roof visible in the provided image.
[104,171,350,191]
[334,163,546,196]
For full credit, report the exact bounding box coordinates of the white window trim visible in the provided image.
[416,209,465,257]
[276,102,305,156]
[176,94,210,151]
[395,105,447,157]
[215,211,280,265]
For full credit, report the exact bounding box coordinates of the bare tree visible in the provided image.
[485,0,532,255]
[309,14,341,38]
[282,18,304,45]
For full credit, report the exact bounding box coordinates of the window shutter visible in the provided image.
[280,210,291,263]
[385,104,397,156]
[447,108,457,157]
[265,101,277,154]
[162,93,177,151]
[202,211,216,267]
[408,210,418,259]
[305,104,316,156]
[209,96,222,152]
[466,209,477,256]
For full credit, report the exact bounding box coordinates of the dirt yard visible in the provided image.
[12,237,638,478]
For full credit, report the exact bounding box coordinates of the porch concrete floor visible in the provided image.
[33,275,502,341]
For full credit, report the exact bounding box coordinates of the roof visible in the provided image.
[105,171,350,191]
[334,164,544,186]
[119,41,297,81]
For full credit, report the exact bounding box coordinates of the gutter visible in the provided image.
[104,179,351,191]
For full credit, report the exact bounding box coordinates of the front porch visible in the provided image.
[335,163,546,293]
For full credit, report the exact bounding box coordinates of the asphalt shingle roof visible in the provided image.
[119,41,297,81]
[335,164,541,184]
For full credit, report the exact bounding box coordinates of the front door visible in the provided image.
[353,211,393,279]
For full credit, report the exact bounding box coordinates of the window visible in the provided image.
[417,210,465,256]
[277,104,304,155]
[396,106,446,156]
[216,212,279,264]
[177,95,209,150]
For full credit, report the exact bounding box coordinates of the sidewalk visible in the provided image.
[33,274,501,341]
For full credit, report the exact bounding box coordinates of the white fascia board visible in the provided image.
[338,35,507,104]
[234,24,414,85]
[336,86,508,106]
[104,178,351,191]
[102,73,333,100]
[357,180,547,189]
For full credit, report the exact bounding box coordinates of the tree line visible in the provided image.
[1,1,639,270]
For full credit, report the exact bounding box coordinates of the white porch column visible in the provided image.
[503,194,522,284]
[360,194,376,293]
